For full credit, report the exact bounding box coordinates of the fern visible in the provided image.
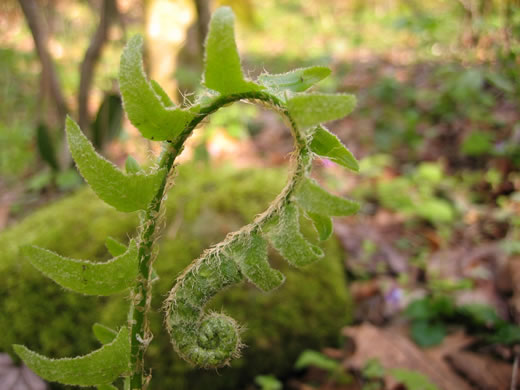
[14,7,359,389]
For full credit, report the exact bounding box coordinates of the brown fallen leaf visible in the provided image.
[335,220,408,274]
[342,323,474,390]
[323,347,346,360]
[445,350,518,390]
[424,331,475,362]
[508,256,520,323]
[427,243,503,282]
[351,280,381,301]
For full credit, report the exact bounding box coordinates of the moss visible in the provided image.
[0,163,352,389]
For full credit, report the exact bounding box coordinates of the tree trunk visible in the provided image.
[145,0,196,103]
[18,0,68,124]
[78,0,119,134]
[193,0,211,55]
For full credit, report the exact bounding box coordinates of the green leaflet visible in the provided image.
[307,212,333,241]
[105,236,127,257]
[119,35,194,140]
[124,155,140,174]
[150,79,175,107]
[93,323,118,344]
[293,177,359,217]
[230,232,285,292]
[21,240,138,296]
[287,93,356,129]
[258,66,331,93]
[203,7,261,94]
[266,203,324,267]
[97,385,118,390]
[310,125,359,172]
[66,117,167,212]
[13,327,130,387]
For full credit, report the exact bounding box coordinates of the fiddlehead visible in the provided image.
[164,99,309,367]
[163,7,360,368]
[165,251,243,368]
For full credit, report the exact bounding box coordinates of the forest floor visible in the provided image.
[239,55,520,390]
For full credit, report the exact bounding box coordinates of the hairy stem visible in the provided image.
[127,90,304,388]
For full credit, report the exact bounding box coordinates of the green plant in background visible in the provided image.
[293,352,439,390]
[405,292,520,348]
[359,358,438,390]
[363,161,456,225]
[254,374,283,390]
[390,368,439,390]
[13,7,359,389]
[295,349,352,385]
[0,48,38,182]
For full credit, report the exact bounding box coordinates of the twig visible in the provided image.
[78,0,119,133]
[511,353,518,390]
[18,0,69,121]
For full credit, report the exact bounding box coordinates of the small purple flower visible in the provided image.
[385,286,403,307]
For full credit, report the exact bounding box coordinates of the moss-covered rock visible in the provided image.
[0,164,352,389]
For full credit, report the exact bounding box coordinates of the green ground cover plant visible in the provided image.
[12,7,359,389]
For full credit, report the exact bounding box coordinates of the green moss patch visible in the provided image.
[0,163,352,389]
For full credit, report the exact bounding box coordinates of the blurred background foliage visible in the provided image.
[1,0,520,389]
[1,0,519,199]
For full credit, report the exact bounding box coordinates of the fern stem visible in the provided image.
[127,90,303,388]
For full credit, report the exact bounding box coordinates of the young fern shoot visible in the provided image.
[14,7,359,389]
